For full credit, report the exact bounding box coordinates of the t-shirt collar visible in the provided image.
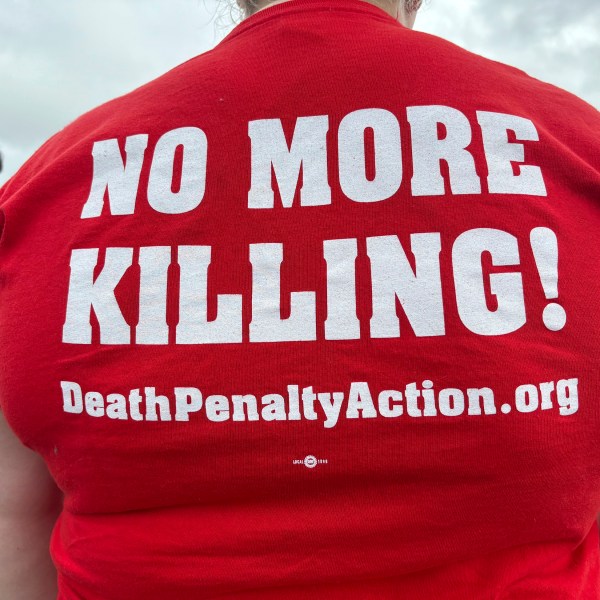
[218,0,404,46]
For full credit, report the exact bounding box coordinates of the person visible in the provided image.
[1,0,599,597]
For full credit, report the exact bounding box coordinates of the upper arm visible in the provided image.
[0,409,62,517]
[0,410,62,599]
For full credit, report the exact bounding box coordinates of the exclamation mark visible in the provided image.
[530,227,567,331]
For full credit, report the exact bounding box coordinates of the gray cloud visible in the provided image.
[1,0,598,185]
[0,0,220,183]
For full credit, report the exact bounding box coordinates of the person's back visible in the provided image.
[1,0,599,597]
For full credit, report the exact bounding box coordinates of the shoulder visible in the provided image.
[0,45,226,206]
[403,29,599,160]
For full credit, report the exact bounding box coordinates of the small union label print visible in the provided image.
[292,455,329,469]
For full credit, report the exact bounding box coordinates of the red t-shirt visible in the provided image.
[1,0,600,597]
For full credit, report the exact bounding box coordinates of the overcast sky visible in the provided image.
[1,0,598,186]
